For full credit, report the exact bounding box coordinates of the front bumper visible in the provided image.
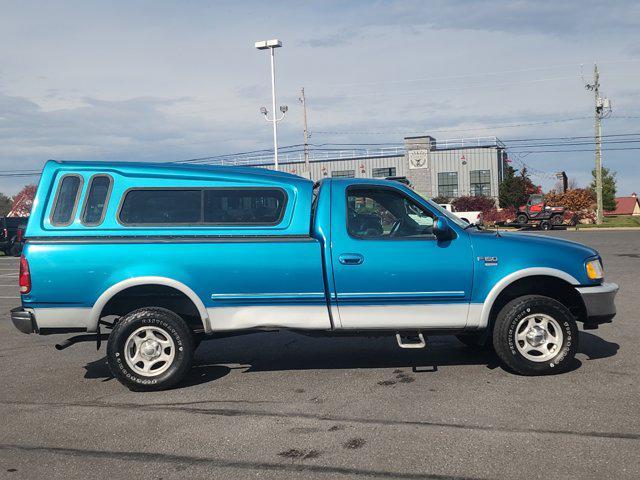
[11,307,38,334]
[576,282,618,326]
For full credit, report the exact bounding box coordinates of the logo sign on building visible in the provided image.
[408,150,428,169]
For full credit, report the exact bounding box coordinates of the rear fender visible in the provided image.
[89,276,210,333]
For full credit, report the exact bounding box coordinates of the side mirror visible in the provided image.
[433,216,454,241]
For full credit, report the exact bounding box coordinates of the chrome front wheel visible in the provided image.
[514,314,563,362]
[493,295,578,375]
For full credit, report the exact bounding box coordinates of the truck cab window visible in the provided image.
[347,187,435,239]
[51,175,82,226]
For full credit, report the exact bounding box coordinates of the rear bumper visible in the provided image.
[11,307,38,334]
[576,282,618,326]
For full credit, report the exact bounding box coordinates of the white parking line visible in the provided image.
[0,285,17,286]
[0,274,18,277]
[0,296,19,299]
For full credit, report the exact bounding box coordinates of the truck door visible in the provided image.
[329,182,474,329]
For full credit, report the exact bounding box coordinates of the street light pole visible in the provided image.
[269,46,279,170]
[255,39,287,171]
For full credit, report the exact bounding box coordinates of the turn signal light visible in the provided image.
[586,259,604,280]
[19,255,31,294]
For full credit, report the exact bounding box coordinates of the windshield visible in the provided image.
[421,196,470,229]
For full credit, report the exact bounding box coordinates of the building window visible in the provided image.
[470,170,491,196]
[118,188,287,226]
[332,170,355,178]
[437,172,458,198]
[372,167,397,178]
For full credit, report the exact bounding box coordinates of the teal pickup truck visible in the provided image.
[11,160,617,391]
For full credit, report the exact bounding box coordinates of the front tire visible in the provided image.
[516,213,528,225]
[107,307,194,391]
[492,295,578,375]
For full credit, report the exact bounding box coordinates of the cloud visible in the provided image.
[356,0,640,36]
[0,0,639,196]
[300,28,361,48]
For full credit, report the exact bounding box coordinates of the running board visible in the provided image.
[396,332,426,349]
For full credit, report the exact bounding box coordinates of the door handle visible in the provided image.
[338,253,364,265]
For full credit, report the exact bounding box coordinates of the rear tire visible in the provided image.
[492,295,578,375]
[551,214,563,226]
[540,220,551,230]
[107,307,194,391]
[516,213,528,225]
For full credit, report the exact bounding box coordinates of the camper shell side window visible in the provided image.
[50,174,84,227]
[117,187,288,227]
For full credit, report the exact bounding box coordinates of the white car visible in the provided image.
[438,203,483,225]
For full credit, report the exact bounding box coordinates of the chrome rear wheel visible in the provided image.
[125,326,176,377]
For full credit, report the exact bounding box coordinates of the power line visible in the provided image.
[510,146,640,153]
[314,116,593,135]
[322,75,583,99]
[322,63,584,88]
[321,60,640,89]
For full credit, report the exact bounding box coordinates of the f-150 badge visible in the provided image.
[477,256,498,266]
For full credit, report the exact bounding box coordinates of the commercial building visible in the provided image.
[222,135,508,202]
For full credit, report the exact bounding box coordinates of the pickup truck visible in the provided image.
[1,216,29,255]
[11,160,618,391]
[438,203,483,225]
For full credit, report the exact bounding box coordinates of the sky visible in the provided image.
[1,0,639,196]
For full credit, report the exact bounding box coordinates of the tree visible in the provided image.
[0,193,12,217]
[498,166,536,208]
[590,167,617,212]
[8,184,37,217]
[546,188,595,211]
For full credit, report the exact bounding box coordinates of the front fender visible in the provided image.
[473,267,579,329]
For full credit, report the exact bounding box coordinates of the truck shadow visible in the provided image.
[83,330,619,386]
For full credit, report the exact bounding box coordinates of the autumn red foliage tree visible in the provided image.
[8,184,38,217]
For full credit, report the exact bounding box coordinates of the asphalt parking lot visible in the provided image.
[0,230,638,480]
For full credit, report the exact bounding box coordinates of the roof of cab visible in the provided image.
[43,159,313,186]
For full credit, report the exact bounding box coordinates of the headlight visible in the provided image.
[586,258,604,280]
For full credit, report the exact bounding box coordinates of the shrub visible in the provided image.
[451,196,496,213]
[483,206,516,225]
[431,195,450,205]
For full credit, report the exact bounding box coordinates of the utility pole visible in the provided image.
[585,64,611,225]
[593,65,603,225]
[299,87,310,175]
